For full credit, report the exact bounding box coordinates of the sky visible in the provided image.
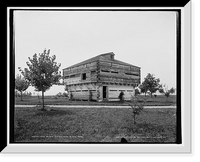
[14,10,177,95]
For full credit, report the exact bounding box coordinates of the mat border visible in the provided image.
[1,1,192,154]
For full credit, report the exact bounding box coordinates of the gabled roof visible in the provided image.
[63,52,140,70]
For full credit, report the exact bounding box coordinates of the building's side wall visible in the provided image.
[98,84,135,101]
[68,83,97,101]
[108,85,135,101]
[98,61,140,86]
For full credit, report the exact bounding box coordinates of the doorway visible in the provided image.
[103,86,107,99]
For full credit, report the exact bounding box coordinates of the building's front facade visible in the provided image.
[63,52,141,101]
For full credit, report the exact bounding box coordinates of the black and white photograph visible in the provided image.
[3,2,192,154]
[12,9,180,144]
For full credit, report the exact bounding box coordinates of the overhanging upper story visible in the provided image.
[63,52,141,86]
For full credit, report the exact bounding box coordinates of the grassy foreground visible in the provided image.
[14,107,177,143]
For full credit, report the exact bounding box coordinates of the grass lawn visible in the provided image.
[15,95,176,106]
[14,107,177,143]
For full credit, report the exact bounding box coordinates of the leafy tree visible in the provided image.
[15,75,29,101]
[159,85,175,101]
[56,92,63,97]
[19,49,61,110]
[134,88,140,96]
[63,92,68,97]
[140,73,161,97]
[139,82,148,97]
[169,87,175,94]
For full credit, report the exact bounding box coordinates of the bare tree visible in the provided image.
[128,96,147,124]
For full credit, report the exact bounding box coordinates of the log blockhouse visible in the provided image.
[63,52,141,101]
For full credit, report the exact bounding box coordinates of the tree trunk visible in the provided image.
[38,95,40,103]
[42,90,45,110]
[20,91,23,101]
[133,114,136,124]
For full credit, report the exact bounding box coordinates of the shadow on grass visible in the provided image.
[34,107,75,117]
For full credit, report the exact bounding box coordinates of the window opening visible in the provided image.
[82,73,86,80]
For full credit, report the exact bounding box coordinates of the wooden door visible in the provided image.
[103,86,107,99]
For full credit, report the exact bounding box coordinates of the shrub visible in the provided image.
[89,90,92,101]
[128,96,147,124]
[56,92,63,97]
[118,91,125,102]
[63,92,68,97]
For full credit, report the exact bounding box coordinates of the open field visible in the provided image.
[14,107,177,143]
[15,95,176,106]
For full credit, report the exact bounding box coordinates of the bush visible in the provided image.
[135,88,140,96]
[55,92,68,98]
[54,96,58,99]
[63,92,68,97]
[118,91,124,102]
[128,96,147,124]
[56,92,63,97]
[89,90,93,101]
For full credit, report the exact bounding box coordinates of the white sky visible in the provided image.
[14,10,177,95]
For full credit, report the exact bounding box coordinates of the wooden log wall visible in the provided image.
[63,61,98,85]
[63,60,140,86]
[63,62,97,76]
[99,76,139,85]
[98,61,140,85]
[63,59,140,101]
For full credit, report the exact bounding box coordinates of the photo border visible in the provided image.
[3,2,191,153]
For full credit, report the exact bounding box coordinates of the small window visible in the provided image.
[82,73,86,80]
[101,70,110,73]
[125,73,139,76]
[111,71,118,74]
[127,90,133,92]
[64,76,69,79]
[82,90,88,92]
